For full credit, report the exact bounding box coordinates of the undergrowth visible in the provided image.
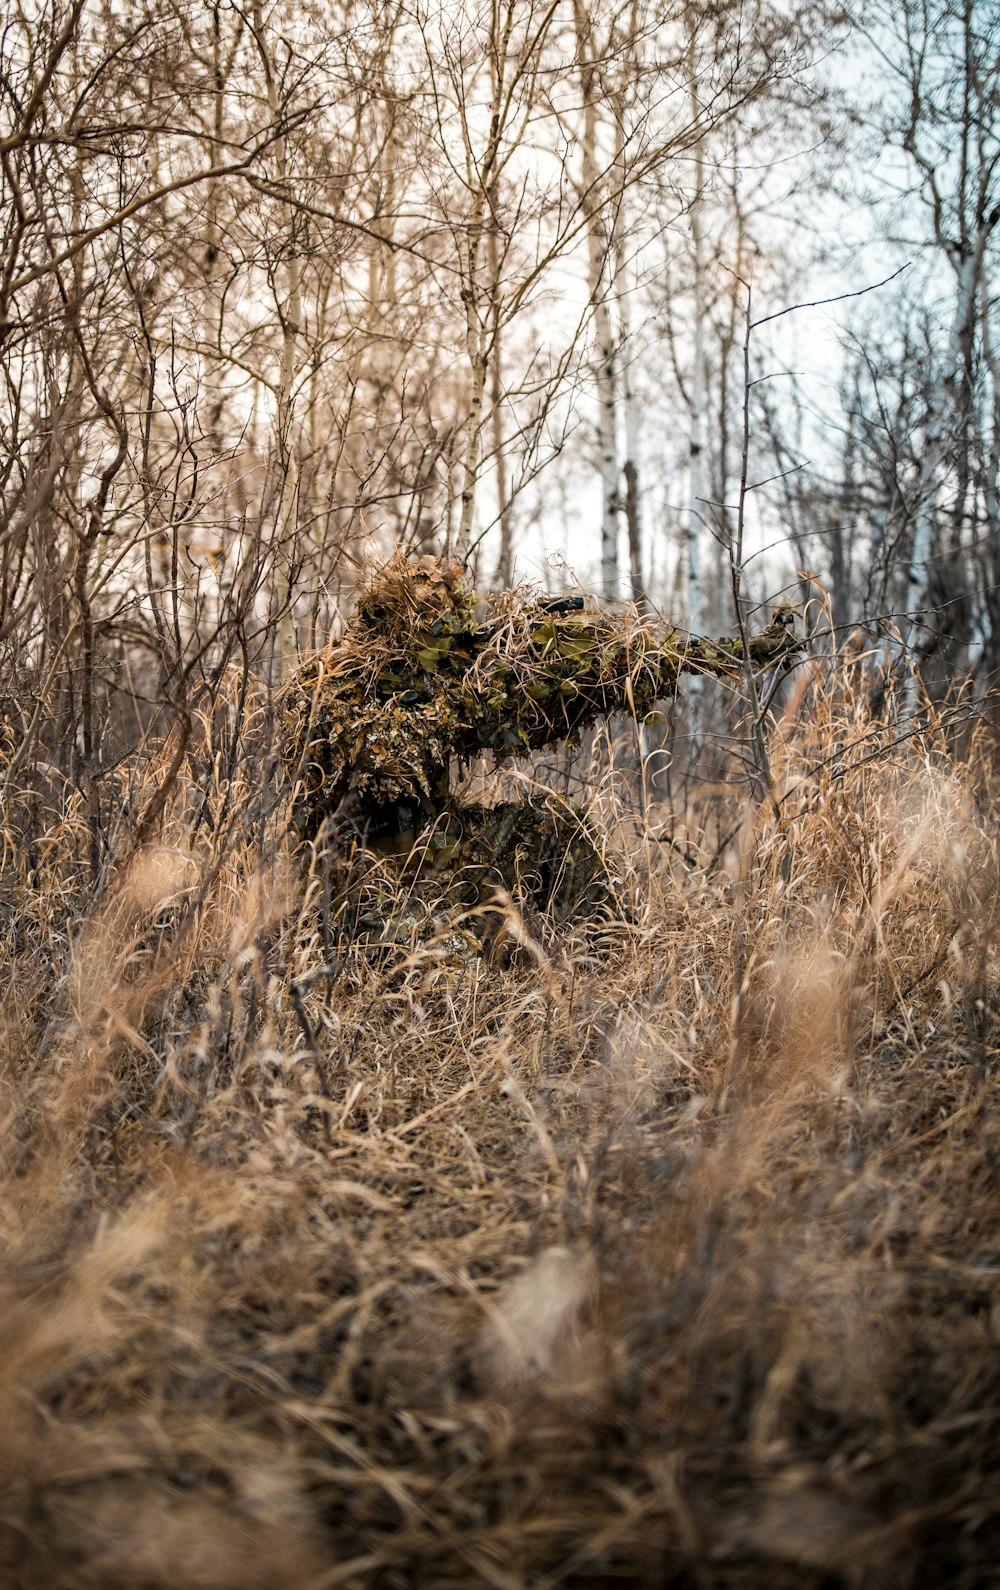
[1,656,999,1588]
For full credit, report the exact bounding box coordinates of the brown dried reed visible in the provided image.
[0,654,998,1588]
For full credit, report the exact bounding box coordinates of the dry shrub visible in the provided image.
[0,653,998,1587]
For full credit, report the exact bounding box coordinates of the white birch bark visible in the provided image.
[610,96,643,606]
[489,211,514,587]
[573,0,619,599]
[252,1,301,670]
[455,6,517,566]
[686,21,706,644]
[982,300,1000,624]
[621,333,643,603]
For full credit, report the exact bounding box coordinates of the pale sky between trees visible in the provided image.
[0,0,997,716]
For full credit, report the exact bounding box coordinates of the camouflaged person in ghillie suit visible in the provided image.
[282,555,801,924]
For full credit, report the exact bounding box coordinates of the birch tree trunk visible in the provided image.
[252,1,301,671]
[454,5,517,567]
[610,94,643,606]
[621,349,643,605]
[573,0,620,599]
[686,19,706,643]
[982,300,1000,668]
[489,208,514,587]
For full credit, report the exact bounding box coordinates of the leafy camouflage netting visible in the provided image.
[283,555,801,856]
[333,800,620,966]
[404,797,618,924]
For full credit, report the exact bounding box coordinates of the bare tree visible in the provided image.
[847,0,1000,683]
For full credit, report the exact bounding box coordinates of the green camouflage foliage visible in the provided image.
[283,555,800,851]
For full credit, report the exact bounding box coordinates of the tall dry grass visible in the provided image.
[1,655,999,1588]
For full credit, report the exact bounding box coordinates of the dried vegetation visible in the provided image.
[1,632,999,1589]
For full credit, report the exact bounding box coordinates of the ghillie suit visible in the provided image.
[283,555,800,925]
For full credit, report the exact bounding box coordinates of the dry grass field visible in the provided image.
[1,654,999,1588]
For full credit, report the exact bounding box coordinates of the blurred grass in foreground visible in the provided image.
[1,653,998,1589]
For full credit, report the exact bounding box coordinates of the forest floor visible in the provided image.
[1,659,999,1589]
